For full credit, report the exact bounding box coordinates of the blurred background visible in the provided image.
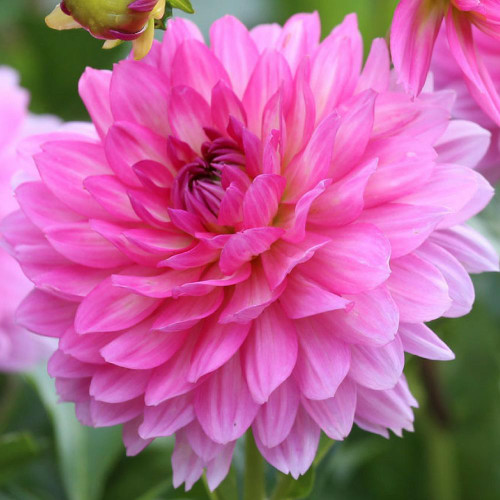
[0,1,499,499]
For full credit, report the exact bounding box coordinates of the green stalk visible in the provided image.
[243,430,266,500]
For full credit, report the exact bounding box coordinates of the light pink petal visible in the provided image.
[219,263,285,324]
[100,321,188,370]
[210,15,259,98]
[185,420,224,462]
[110,61,170,136]
[390,0,444,95]
[90,365,150,403]
[75,277,161,334]
[188,317,251,382]
[206,441,236,491]
[242,303,298,403]
[294,316,351,400]
[324,286,399,347]
[388,253,451,323]
[302,377,357,440]
[250,23,281,53]
[59,327,115,365]
[357,38,391,93]
[78,68,113,139]
[140,394,194,438]
[253,378,300,448]
[349,336,405,390]
[358,203,448,258]
[279,270,351,319]
[160,242,220,270]
[415,241,474,317]
[172,39,231,102]
[300,223,391,295]
[242,174,286,228]
[90,398,143,427]
[255,406,320,479]
[16,289,77,338]
[48,350,95,378]
[399,322,454,360]
[195,354,260,444]
[429,225,499,273]
[211,82,247,134]
[171,432,204,492]
[123,417,153,457]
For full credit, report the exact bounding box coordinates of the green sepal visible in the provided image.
[167,0,195,14]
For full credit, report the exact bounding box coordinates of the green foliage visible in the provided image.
[168,0,195,14]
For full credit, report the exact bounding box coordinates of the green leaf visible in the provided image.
[286,468,316,499]
[28,366,123,500]
[167,0,195,14]
[209,465,238,500]
[0,433,41,484]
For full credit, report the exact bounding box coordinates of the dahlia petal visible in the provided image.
[60,327,114,365]
[416,242,474,318]
[217,183,245,227]
[45,222,131,269]
[35,141,112,218]
[188,318,251,382]
[172,39,231,102]
[277,12,321,74]
[210,16,259,98]
[145,330,204,406]
[48,351,95,378]
[75,277,161,334]
[253,378,300,448]
[358,203,448,258]
[132,160,174,193]
[159,242,220,270]
[90,365,151,403]
[78,68,113,139]
[429,225,499,273]
[324,286,399,347]
[55,377,91,403]
[219,263,285,324]
[171,432,204,491]
[167,208,206,236]
[310,14,362,119]
[435,120,491,168]
[90,398,143,427]
[242,303,298,403]
[329,90,377,181]
[123,417,153,457]
[84,175,140,222]
[111,268,202,298]
[242,50,293,137]
[195,354,259,444]
[294,316,351,400]
[250,23,281,53]
[349,336,405,390]
[308,159,377,226]
[105,122,169,187]
[390,0,444,95]
[140,394,194,438]
[16,289,77,338]
[15,181,83,230]
[110,61,170,136]
[124,227,192,255]
[399,322,454,360]
[219,227,284,275]
[255,406,320,479]
[302,377,357,440]
[169,86,211,153]
[160,17,204,79]
[184,420,224,462]
[100,321,189,370]
[152,290,222,333]
[206,441,236,491]
[128,188,171,228]
[388,253,451,323]
[211,82,247,134]
[261,233,330,290]
[356,38,391,93]
[242,174,286,228]
[279,271,351,319]
[300,223,391,295]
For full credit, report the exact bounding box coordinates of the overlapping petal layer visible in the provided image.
[4,14,498,489]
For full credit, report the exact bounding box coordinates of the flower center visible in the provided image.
[172,133,245,227]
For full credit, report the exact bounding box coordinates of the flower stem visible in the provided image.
[244,430,266,500]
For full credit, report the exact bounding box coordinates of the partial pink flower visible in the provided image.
[391,0,500,125]
[0,67,58,372]
[4,13,498,489]
[432,27,500,182]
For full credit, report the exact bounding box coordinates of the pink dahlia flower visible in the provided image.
[4,13,498,489]
[0,67,58,371]
[391,0,500,125]
[432,27,500,183]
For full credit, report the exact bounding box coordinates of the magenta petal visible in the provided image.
[399,322,454,360]
[242,303,298,403]
[194,354,259,444]
[90,365,150,403]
